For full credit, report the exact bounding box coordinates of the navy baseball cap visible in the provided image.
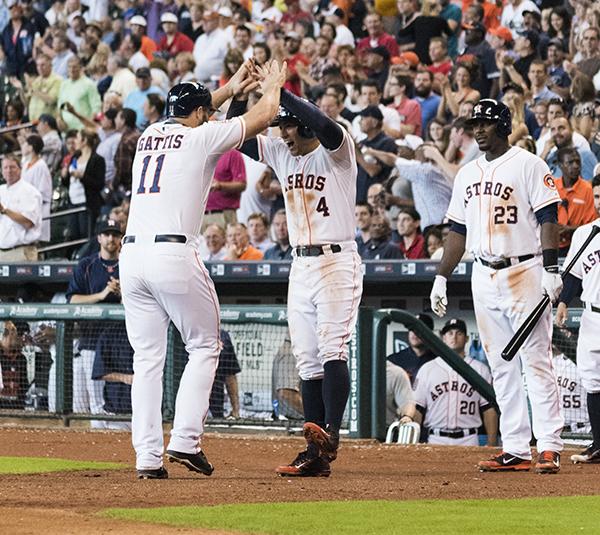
[359,105,384,121]
[97,219,123,235]
[441,318,467,336]
[415,313,434,330]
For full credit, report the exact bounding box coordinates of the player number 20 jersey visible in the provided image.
[256,129,357,247]
[447,146,561,259]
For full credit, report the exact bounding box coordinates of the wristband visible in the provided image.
[542,248,558,270]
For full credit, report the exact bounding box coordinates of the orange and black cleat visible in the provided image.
[478,452,532,472]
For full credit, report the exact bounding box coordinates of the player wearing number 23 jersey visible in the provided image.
[430,99,564,474]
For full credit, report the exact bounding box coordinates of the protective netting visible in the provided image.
[0,313,304,428]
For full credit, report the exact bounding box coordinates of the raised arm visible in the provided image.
[279,89,344,150]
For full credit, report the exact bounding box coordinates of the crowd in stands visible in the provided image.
[0,0,599,262]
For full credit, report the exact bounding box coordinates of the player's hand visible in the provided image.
[257,60,288,93]
[430,275,448,317]
[541,269,562,303]
[555,302,568,327]
[398,415,414,425]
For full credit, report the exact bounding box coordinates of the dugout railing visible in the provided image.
[0,304,374,437]
[372,308,592,443]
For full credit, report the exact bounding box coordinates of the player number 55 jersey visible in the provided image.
[446,146,560,259]
[256,129,357,247]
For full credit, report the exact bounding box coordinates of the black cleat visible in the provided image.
[166,449,214,476]
[275,450,331,477]
[571,445,600,464]
[303,422,339,461]
[137,466,168,479]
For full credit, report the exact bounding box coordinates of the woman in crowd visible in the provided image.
[61,128,105,240]
[426,118,450,154]
[545,6,571,54]
[570,72,596,141]
[0,100,27,153]
[436,62,480,121]
[219,48,244,88]
[172,51,196,84]
[502,91,528,145]
[252,42,271,67]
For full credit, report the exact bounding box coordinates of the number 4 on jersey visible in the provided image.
[137,154,165,194]
[316,196,330,217]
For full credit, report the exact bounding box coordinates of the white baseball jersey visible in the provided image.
[563,219,600,304]
[413,356,492,430]
[126,117,246,237]
[563,219,600,394]
[552,354,590,430]
[446,146,561,259]
[256,129,357,247]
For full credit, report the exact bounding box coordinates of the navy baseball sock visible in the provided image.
[301,379,325,430]
[587,392,600,450]
[322,360,350,432]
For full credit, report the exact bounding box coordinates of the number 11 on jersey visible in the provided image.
[137,154,165,194]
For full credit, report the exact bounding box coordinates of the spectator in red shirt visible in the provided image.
[202,150,247,233]
[283,32,310,96]
[281,0,313,30]
[357,13,399,61]
[386,73,422,137]
[157,12,194,59]
[395,208,426,259]
[427,36,453,75]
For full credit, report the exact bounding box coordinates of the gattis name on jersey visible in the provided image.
[284,173,326,192]
[463,181,514,207]
[582,249,600,274]
[137,134,184,152]
[430,380,475,401]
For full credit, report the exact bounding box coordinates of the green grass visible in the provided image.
[0,456,124,474]
[104,495,600,534]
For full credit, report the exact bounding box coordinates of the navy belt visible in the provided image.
[584,302,600,314]
[430,427,478,438]
[123,234,187,244]
[205,209,224,214]
[295,244,342,257]
[477,254,534,270]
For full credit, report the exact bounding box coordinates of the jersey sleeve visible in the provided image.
[445,170,466,224]
[192,117,247,156]
[412,365,429,409]
[562,225,588,280]
[255,134,287,172]
[526,156,561,212]
[327,128,356,172]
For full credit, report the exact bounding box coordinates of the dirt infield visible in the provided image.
[1,427,599,534]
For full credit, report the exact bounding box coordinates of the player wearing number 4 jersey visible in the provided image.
[556,175,600,464]
[228,74,362,477]
[120,61,286,479]
[430,99,564,474]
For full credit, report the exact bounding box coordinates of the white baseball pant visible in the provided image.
[471,257,564,459]
[578,308,600,394]
[288,242,363,380]
[120,237,220,471]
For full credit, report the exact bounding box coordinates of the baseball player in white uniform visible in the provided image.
[228,81,362,477]
[120,61,286,479]
[552,351,590,433]
[556,175,600,464]
[413,318,498,446]
[430,99,565,474]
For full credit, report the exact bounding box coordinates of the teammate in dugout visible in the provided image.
[413,318,498,446]
[555,175,600,464]
[227,64,363,477]
[430,99,565,474]
[120,60,287,479]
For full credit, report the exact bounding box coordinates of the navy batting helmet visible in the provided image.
[167,82,213,118]
[466,99,512,137]
[272,106,315,139]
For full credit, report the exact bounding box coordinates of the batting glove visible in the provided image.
[430,275,448,318]
[541,268,562,303]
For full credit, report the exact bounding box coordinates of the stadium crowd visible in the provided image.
[0,0,599,262]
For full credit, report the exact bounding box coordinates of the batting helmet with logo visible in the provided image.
[466,99,512,137]
[272,106,315,139]
[167,82,213,118]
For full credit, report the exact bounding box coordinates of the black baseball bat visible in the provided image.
[501,225,600,362]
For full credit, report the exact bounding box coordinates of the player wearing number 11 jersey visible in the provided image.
[120,61,286,479]
[228,87,362,477]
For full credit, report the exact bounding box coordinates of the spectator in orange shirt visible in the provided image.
[555,148,598,254]
[225,223,264,261]
[129,16,157,62]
